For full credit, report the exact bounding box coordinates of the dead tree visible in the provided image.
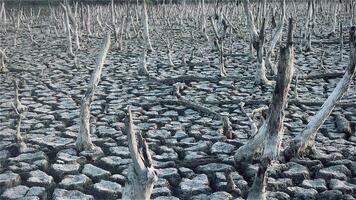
[0,48,8,73]
[142,0,154,52]
[210,13,228,77]
[304,0,313,52]
[242,0,272,85]
[67,3,80,50]
[331,3,339,35]
[340,21,343,61]
[111,0,119,48]
[61,3,74,57]
[265,0,285,75]
[76,33,111,153]
[138,49,149,76]
[247,18,294,200]
[200,0,209,41]
[288,26,356,157]
[11,80,28,152]
[0,2,6,32]
[122,107,157,200]
[234,18,293,164]
[86,5,92,35]
[12,80,27,113]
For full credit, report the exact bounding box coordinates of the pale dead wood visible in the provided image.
[266,0,286,75]
[138,49,149,76]
[122,107,157,200]
[0,48,8,73]
[76,33,111,152]
[248,18,294,200]
[239,102,259,137]
[142,0,153,52]
[13,80,27,113]
[340,21,343,62]
[288,26,356,157]
[61,3,74,57]
[152,97,233,139]
[242,0,272,85]
[11,80,27,152]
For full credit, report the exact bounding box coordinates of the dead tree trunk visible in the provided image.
[288,26,356,157]
[331,3,339,35]
[142,0,153,52]
[265,0,285,75]
[340,21,343,61]
[11,80,28,152]
[248,18,294,200]
[67,4,80,50]
[86,5,92,35]
[242,0,272,85]
[210,14,228,77]
[138,49,149,76]
[76,33,111,153]
[111,0,119,48]
[61,4,74,57]
[122,107,157,200]
[0,48,8,73]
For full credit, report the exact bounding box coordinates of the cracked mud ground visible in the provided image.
[0,3,356,200]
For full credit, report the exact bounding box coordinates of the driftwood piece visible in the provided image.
[76,33,111,152]
[288,26,356,157]
[122,107,157,200]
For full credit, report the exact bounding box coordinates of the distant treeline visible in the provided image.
[2,0,336,6]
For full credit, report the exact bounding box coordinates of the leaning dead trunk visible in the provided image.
[76,33,111,152]
[288,26,356,157]
[248,18,294,200]
[122,107,157,200]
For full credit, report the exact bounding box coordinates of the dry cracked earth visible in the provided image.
[0,4,356,200]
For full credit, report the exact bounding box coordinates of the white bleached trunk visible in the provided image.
[0,49,8,73]
[76,33,111,152]
[142,0,153,52]
[61,4,74,57]
[289,26,356,156]
[138,49,149,76]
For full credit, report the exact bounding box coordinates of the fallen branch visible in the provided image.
[149,97,233,139]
